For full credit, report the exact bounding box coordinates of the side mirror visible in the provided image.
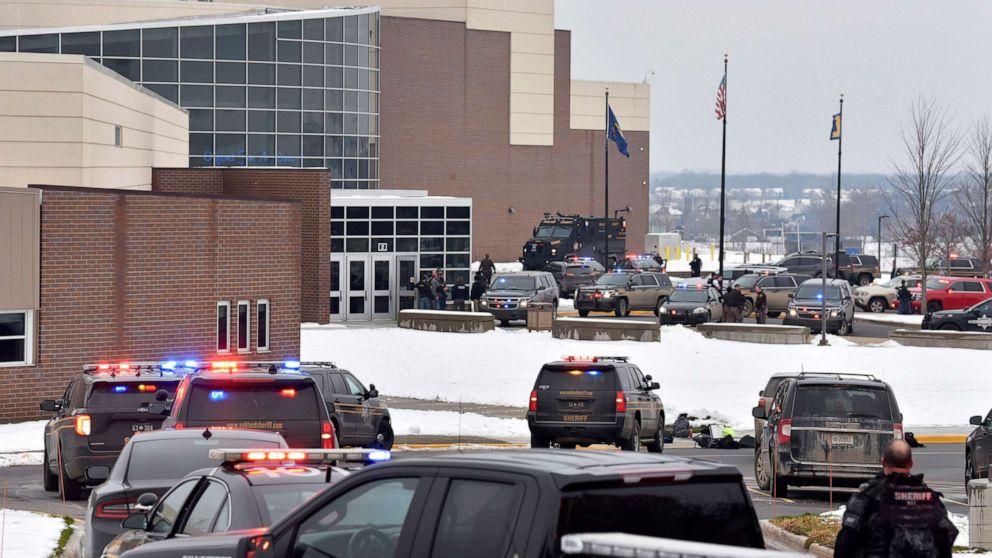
[367,384,379,399]
[971,415,984,426]
[154,389,169,402]
[648,381,660,391]
[40,399,59,412]
[751,406,767,419]
[146,402,170,416]
[134,492,158,512]
[644,375,652,381]
[121,512,148,531]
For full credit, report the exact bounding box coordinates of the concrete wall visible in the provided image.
[0,0,253,30]
[0,53,188,191]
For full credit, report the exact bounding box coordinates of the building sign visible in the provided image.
[377,242,388,252]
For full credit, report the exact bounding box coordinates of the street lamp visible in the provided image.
[877,215,889,270]
[819,232,839,347]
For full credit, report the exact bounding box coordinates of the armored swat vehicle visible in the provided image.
[521,213,627,270]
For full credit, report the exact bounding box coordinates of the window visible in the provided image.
[294,478,421,558]
[0,311,31,366]
[217,302,230,353]
[114,125,123,147]
[431,480,521,558]
[181,481,229,536]
[257,299,270,352]
[343,373,365,396]
[149,479,199,534]
[237,300,250,352]
[328,373,347,394]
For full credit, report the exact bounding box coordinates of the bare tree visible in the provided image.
[956,116,992,275]
[886,97,962,312]
[932,211,969,263]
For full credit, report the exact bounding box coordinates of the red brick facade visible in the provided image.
[379,19,649,262]
[152,168,331,324]
[0,186,301,422]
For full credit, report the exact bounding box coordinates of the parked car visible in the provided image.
[542,258,605,297]
[658,283,724,325]
[752,372,903,497]
[722,265,786,288]
[753,373,799,436]
[782,278,856,335]
[480,271,560,325]
[301,362,392,449]
[118,450,766,558]
[575,271,674,317]
[968,410,992,485]
[527,356,664,452]
[854,275,921,313]
[734,273,809,317]
[923,297,992,331]
[616,254,666,273]
[835,253,881,286]
[898,257,989,278]
[757,252,836,278]
[911,276,992,313]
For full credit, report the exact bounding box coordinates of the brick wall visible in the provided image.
[379,20,650,262]
[151,168,331,324]
[0,186,301,422]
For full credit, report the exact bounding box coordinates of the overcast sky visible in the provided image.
[555,0,992,175]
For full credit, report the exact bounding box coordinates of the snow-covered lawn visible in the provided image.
[302,325,990,430]
[390,409,528,439]
[0,509,72,558]
[0,420,45,467]
[854,313,923,327]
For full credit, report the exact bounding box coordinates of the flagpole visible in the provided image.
[604,89,610,269]
[718,54,728,278]
[834,94,843,277]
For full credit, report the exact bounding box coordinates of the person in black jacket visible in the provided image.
[897,280,913,315]
[754,286,768,324]
[690,253,703,278]
[415,274,433,310]
[834,440,957,558]
[470,272,487,312]
[451,277,470,311]
[722,285,745,323]
[480,254,496,284]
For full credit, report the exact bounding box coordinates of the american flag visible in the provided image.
[715,74,727,120]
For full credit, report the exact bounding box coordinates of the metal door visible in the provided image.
[346,256,370,321]
[372,255,393,320]
[330,255,344,322]
[396,256,418,312]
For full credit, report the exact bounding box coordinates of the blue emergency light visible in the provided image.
[284,360,301,369]
[209,390,226,401]
[161,360,177,370]
[368,450,391,462]
[185,360,199,368]
[114,385,128,393]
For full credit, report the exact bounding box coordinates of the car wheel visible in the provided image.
[59,468,83,501]
[42,443,57,492]
[927,301,943,313]
[836,320,850,336]
[578,309,590,317]
[940,322,962,331]
[373,420,394,450]
[743,298,754,317]
[859,274,873,286]
[499,319,510,326]
[552,301,559,320]
[615,298,628,318]
[530,435,550,448]
[619,420,640,452]
[653,298,664,316]
[754,445,771,491]
[767,311,781,318]
[558,441,576,450]
[966,454,978,487]
[646,417,664,453]
[868,297,887,313]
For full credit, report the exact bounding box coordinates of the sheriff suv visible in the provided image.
[527,356,664,452]
[40,362,184,500]
[575,271,674,317]
[480,271,560,325]
[301,362,393,450]
[115,450,766,558]
[752,372,903,498]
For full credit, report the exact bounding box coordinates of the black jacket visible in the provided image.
[755,292,768,310]
[480,258,496,276]
[897,285,913,302]
[470,281,486,300]
[415,280,433,298]
[723,289,745,309]
[452,283,470,301]
[834,473,957,558]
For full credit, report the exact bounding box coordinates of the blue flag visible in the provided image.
[608,106,630,157]
[830,112,841,140]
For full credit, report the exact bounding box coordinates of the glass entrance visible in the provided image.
[330,255,344,322]
[372,255,392,320]
[346,256,370,321]
[396,256,417,311]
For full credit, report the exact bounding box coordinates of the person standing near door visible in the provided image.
[452,277,469,311]
[415,274,433,310]
[433,271,448,310]
[470,272,486,312]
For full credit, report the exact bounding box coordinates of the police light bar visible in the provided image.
[205,360,306,373]
[560,533,806,558]
[209,448,391,467]
[83,362,195,376]
[561,356,629,363]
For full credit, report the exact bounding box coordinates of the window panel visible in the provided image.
[217,302,230,352]
[303,136,323,158]
[302,112,323,133]
[277,111,301,133]
[446,254,470,268]
[326,90,343,111]
[325,136,342,157]
[325,17,344,42]
[248,111,275,132]
[302,89,323,111]
[346,238,369,252]
[325,66,343,88]
[358,14,370,45]
[237,301,250,351]
[344,16,359,43]
[420,221,444,236]
[446,237,470,252]
[181,483,228,536]
[248,63,275,85]
[145,84,178,104]
[62,32,101,56]
[303,42,323,64]
[277,64,301,86]
[421,207,444,219]
[216,110,246,132]
[216,62,246,84]
[346,220,368,236]
[344,45,358,67]
[248,87,275,108]
[189,109,213,132]
[278,20,302,39]
[277,87,301,109]
[325,43,343,66]
[430,480,519,558]
[302,65,323,87]
[143,59,178,82]
[257,300,270,351]
[216,86,246,108]
[344,67,358,89]
[247,23,276,61]
[343,90,357,112]
[420,238,444,252]
[180,26,214,59]
[181,84,213,107]
[397,206,418,219]
[343,137,357,157]
[181,60,213,83]
[343,159,357,179]
[447,206,470,219]
[370,221,393,236]
[216,134,246,159]
[303,18,324,41]
[343,113,357,134]
[19,34,58,53]
[103,59,140,82]
[190,134,213,163]
[0,37,17,52]
[371,206,393,219]
[396,238,417,252]
[216,24,247,60]
[277,40,301,63]
[446,221,470,235]
[248,134,274,158]
[103,29,140,57]
[277,135,301,157]
[420,254,443,269]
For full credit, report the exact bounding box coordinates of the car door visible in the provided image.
[343,372,376,441]
[967,300,992,331]
[121,478,202,551]
[326,373,356,443]
[963,281,989,307]
[947,281,969,309]
[47,378,77,461]
[778,258,799,273]
[638,274,661,309]
[708,287,724,320]
[175,479,231,537]
[976,410,992,478]
[629,365,659,434]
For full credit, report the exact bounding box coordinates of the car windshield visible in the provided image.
[733,275,759,289]
[926,277,950,290]
[490,275,535,291]
[535,225,571,238]
[793,385,894,420]
[253,483,325,524]
[794,283,842,300]
[668,289,709,303]
[595,274,631,287]
[537,368,617,390]
[125,436,281,482]
[187,381,321,421]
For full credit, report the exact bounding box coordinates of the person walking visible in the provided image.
[451,276,469,311]
[433,271,447,310]
[415,274,433,310]
[480,253,496,284]
[690,252,703,278]
[896,280,913,315]
[470,272,487,312]
[834,439,957,558]
[754,285,768,324]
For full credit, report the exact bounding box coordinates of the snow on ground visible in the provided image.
[854,313,924,326]
[389,408,529,439]
[0,509,69,558]
[0,420,45,467]
[302,325,992,430]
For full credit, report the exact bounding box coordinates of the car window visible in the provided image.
[974,301,992,315]
[950,259,972,269]
[149,479,199,534]
[793,386,893,420]
[964,282,985,292]
[950,282,968,292]
[329,373,348,394]
[180,481,229,536]
[774,276,795,288]
[658,275,671,287]
[643,275,660,287]
[630,366,647,386]
[778,258,796,267]
[253,483,326,524]
[629,275,644,287]
[186,381,321,421]
[125,437,281,482]
[294,478,421,558]
[431,479,521,558]
[343,374,365,396]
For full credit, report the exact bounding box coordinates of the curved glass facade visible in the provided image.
[0,9,380,189]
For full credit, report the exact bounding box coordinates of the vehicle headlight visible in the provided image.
[788,308,798,317]
[601,290,615,298]
[692,307,707,314]
[829,309,840,317]
[480,298,489,306]
[519,299,529,308]
[659,305,668,313]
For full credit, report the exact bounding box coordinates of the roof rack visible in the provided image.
[301,361,338,368]
[797,372,879,381]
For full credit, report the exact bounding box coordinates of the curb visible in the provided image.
[760,520,833,557]
[853,315,922,330]
[913,434,967,444]
[61,521,84,558]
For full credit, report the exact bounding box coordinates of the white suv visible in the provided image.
[854,275,920,313]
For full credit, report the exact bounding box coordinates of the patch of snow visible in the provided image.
[0,420,45,467]
[302,324,992,430]
[389,408,528,439]
[0,509,68,558]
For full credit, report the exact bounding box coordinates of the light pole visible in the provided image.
[877,215,889,268]
[819,232,839,346]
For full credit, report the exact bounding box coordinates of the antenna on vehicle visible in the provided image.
[202,427,212,441]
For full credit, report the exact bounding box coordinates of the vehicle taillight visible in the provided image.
[173,421,184,430]
[94,497,132,519]
[893,423,904,440]
[777,419,792,445]
[74,414,91,436]
[246,535,273,558]
[322,421,335,449]
[529,390,538,412]
[615,391,626,413]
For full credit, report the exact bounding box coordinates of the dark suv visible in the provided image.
[480,271,560,325]
[301,362,393,450]
[967,408,992,484]
[752,372,903,497]
[543,259,605,297]
[527,356,664,452]
[117,451,765,558]
[575,271,674,316]
[40,362,183,499]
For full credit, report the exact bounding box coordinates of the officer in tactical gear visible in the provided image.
[834,439,957,558]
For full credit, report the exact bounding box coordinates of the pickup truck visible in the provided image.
[120,450,765,558]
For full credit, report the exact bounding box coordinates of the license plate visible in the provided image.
[831,434,854,445]
[131,423,155,433]
[567,401,586,409]
[563,414,589,423]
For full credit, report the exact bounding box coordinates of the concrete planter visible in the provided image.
[397,309,495,333]
[760,520,833,558]
[552,317,660,342]
[891,328,992,350]
[696,323,810,345]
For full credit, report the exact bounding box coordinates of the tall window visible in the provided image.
[257,299,270,352]
[237,300,250,352]
[0,311,32,366]
[217,302,230,353]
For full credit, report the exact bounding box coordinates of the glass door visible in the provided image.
[396,256,417,312]
[330,255,344,322]
[372,255,393,320]
[346,255,370,321]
